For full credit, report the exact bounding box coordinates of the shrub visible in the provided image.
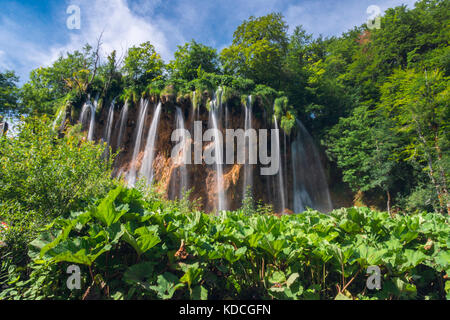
[0,115,116,268]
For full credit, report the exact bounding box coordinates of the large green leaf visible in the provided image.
[180,263,203,289]
[92,186,128,227]
[149,272,185,299]
[123,262,155,288]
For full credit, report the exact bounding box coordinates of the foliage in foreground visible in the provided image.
[1,186,448,300]
[0,116,115,265]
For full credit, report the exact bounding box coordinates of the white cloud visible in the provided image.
[284,0,419,37]
[47,0,172,65]
[127,0,162,16]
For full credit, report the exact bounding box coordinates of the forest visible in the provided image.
[0,0,448,300]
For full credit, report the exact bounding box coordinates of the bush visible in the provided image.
[0,115,116,269]
[0,115,115,217]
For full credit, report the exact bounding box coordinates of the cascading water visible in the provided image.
[99,86,332,214]
[90,96,99,141]
[242,95,253,200]
[209,90,227,212]
[127,98,149,186]
[169,106,189,200]
[115,100,129,151]
[140,102,162,185]
[283,132,289,206]
[103,99,115,146]
[273,115,286,212]
[79,98,96,141]
[291,120,332,213]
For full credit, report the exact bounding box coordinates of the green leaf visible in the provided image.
[180,263,203,289]
[150,273,185,299]
[93,186,128,227]
[401,249,427,270]
[121,224,160,257]
[286,273,299,287]
[191,285,208,300]
[335,292,352,300]
[123,262,154,287]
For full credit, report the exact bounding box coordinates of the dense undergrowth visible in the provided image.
[1,185,448,300]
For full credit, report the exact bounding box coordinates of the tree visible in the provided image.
[21,43,102,115]
[98,50,123,100]
[0,71,19,117]
[327,106,401,213]
[378,68,449,214]
[122,42,164,91]
[220,13,288,88]
[168,40,219,81]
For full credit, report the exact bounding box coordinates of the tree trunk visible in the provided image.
[386,189,391,216]
[434,135,449,215]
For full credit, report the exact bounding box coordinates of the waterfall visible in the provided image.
[103,99,115,146]
[140,102,162,185]
[170,106,189,200]
[90,96,99,141]
[242,95,253,200]
[209,90,227,212]
[127,99,149,187]
[225,104,229,130]
[291,120,333,213]
[115,100,129,151]
[79,98,96,141]
[273,116,286,212]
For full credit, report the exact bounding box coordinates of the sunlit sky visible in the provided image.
[0,0,418,83]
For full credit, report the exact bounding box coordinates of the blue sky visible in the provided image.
[0,0,418,84]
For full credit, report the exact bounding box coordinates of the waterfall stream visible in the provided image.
[209,89,227,212]
[291,120,332,213]
[115,100,129,151]
[242,95,253,201]
[79,97,97,141]
[80,100,95,141]
[170,106,189,199]
[127,99,149,186]
[140,102,162,185]
[274,115,286,212]
[103,99,115,146]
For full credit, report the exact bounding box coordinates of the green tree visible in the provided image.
[122,42,165,91]
[327,106,402,213]
[378,68,449,214]
[97,50,123,100]
[21,44,101,115]
[168,40,219,81]
[220,13,288,88]
[0,71,19,117]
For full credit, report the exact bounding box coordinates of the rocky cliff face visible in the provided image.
[78,93,335,214]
